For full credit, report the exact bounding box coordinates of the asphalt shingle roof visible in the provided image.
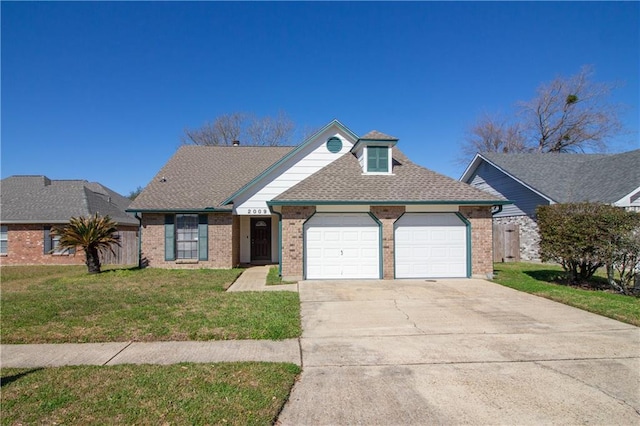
[481,149,640,203]
[0,175,137,225]
[359,130,398,140]
[274,149,505,203]
[128,145,294,210]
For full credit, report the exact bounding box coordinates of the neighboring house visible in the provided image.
[0,175,139,265]
[128,120,508,280]
[460,149,640,261]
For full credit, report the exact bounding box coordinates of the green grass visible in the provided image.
[1,362,301,425]
[0,266,301,343]
[493,262,640,326]
[266,266,297,286]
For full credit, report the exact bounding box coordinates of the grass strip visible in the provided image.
[266,266,296,286]
[1,362,300,425]
[493,262,640,326]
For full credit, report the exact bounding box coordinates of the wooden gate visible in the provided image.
[100,229,138,265]
[493,223,520,263]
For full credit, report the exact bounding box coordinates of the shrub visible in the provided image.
[537,202,640,294]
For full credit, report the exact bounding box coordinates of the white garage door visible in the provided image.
[394,213,468,278]
[305,213,380,279]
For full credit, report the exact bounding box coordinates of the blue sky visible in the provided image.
[2,1,638,196]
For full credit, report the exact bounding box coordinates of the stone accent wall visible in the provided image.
[459,206,493,277]
[140,212,236,269]
[280,206,315,280]
[494,215,540,262]
[371,206,405,279]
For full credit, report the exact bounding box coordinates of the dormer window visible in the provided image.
[367,146,389,173]
[351,130,399,175]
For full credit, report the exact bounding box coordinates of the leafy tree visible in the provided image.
[461,66,624,161]
[182,111,295,146]
[52,213,121,274]
[537,202,640,292]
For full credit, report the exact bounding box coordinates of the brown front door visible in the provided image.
[251,218,271,262]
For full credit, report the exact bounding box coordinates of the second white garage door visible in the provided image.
[394,213,468,279]
[304,213,380,279]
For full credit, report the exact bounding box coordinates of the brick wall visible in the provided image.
[371,206,405,279]
[280,206,315,280]
[0,224,85,266]
[140,213,237,269]
[459,206,494,277]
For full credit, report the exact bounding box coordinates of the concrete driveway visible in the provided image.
[278,279,640,425]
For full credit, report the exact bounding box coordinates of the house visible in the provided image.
[128,120,509,280]
[460,149,640,261]
[0,175,139,265]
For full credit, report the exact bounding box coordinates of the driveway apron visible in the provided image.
[277,279,640,425]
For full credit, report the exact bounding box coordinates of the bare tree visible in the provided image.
[459,113,527,161]
[183,112,295,146]
[519,66,623,153]
[246,111,295,146]
[460,66,625,161]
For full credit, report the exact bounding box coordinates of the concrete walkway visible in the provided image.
[277,279,640,425]
[226,265,298,292]
[1,266,300,369]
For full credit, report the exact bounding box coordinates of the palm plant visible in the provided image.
[52,213,121,274]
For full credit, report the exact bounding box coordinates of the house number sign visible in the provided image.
[247,209,267,215]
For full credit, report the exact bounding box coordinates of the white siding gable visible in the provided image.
[233,126,356,215]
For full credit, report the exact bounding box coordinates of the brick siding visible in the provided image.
[140,213,237,269]
[371,206,405,279]
[280,206,315,280]
[459,206,494,277]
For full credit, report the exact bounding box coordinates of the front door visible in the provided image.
[251,218,272,262]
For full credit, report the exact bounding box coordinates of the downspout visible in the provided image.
[134,213,143,269]
[492,205,503,216]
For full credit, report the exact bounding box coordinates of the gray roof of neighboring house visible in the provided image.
[273,149,506,204]
[128,145,295,211]
[0,175,137,225]
[479,149,640,203]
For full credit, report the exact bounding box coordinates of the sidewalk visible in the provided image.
[1,340,301,368]
[1,266,301,369]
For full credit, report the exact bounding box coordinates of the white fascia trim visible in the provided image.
[614,185,640,206]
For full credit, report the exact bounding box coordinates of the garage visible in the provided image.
[394,213,468,278]
[304,213,381,279]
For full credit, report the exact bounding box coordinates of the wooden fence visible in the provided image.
[100,229,138,265]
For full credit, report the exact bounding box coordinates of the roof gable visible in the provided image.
[221,119,358,205]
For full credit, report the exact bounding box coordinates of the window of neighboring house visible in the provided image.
[176,214,199,259]
[367,146,389,173]
[0,226,7,255]
[44,226,72,255]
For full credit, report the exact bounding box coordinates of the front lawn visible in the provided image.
[493,262,640,326]
[0,266,301,343]
[1,362,300,425]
